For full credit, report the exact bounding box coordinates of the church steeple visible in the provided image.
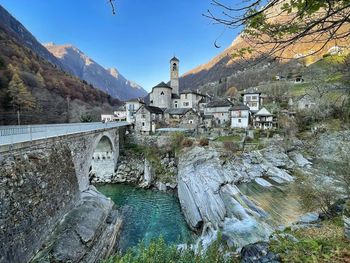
[170,56,179,95]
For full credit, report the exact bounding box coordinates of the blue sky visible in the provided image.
[0,0,240,91]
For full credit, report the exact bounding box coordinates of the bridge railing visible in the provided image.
[0,122,128,146]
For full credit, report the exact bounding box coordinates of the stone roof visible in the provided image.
[206,98,233,108]
[255,107,273,116]
[164,108,191,115]
[153,82,172,90]
[180,89,205,97]
[230,104,250,111]
[143,105,164,114]
[126,98,145,103]
[170,56,179,62]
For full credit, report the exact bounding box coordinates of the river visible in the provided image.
[97,184,193,252]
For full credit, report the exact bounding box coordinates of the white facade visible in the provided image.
[113,110,126,121]
[101,114,114,122]
[180,92,205,109]
[126,100,144,123]
[231,108,250,128]
[243,92,262,112]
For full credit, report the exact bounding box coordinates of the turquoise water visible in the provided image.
[97,184,193,251]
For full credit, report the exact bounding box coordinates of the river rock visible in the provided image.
[157,182,168,192]
[296,212,319,224]
[31,187,122,262]
[289,152,312,168]
[177,147,274,249]
[240,242,281,263]
[139,159,154,188]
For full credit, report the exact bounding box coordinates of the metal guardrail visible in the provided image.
[0,122,129,146]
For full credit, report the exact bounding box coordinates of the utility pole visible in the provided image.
[66,96,70,123]
[17,110,20,125]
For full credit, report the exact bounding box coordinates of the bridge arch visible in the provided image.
[89,134,118,183]
[71,130,120,191]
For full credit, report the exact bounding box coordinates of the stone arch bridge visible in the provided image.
[0,122,129,262]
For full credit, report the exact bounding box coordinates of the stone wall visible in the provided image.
[0,126,125,263]
[0,144,79,263]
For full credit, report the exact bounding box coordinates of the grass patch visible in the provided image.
[216,135,242,142]
[270,217,350,263]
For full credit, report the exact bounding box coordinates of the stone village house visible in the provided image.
[230,104,250,129]
[204,98,233,127]
[135,105,164,134]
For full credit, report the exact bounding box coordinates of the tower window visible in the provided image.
[160,91,164,95]
[173,63,177,71]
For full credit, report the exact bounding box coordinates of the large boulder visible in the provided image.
[31,187,122,263]
[177,147,275,249]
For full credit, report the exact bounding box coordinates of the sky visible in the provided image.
[0,0,241,91]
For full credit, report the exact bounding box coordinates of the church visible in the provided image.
[149,57,205,110]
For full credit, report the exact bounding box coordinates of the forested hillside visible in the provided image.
[0,29,121,125]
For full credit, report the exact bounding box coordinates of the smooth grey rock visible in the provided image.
[157,182,167,192]
[178,147,272,249]
[289,152,312,167]
[297,212,319,224]
[139,158,153,188]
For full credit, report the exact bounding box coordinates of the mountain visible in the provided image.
[0,5,121,125]
[180,9,350,93]
[0,5,64,69]
[44,43,147,101]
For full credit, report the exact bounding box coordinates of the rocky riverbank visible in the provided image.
[91,149,178,192]
[177,144,311,250]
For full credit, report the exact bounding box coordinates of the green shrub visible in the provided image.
[104,236,239,263]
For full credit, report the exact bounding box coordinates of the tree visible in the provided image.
[205,0,350,60]
[7,72,36,125]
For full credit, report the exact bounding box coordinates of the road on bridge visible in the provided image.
[0,122,129,146]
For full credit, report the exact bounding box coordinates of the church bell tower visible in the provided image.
[170,56,179,95]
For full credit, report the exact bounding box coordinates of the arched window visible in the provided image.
[173,63,177,71]
[160,91,164,95]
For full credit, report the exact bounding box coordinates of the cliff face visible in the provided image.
[45,43,148,101]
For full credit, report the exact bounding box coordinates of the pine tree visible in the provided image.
[7,72,36,124]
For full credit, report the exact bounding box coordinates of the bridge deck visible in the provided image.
[0,122,129,146]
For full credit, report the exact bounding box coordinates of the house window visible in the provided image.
[160,91,164,95]
[246,96,251,101]
[142,122,145,126]
[183,102,189,107]
[238,119,241,123]
[189,120,193,124]
[175,104,178,108]
[150,100,153,104]
[222,113,224,116]
[185,94,188,99]
[252,96,257,100]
